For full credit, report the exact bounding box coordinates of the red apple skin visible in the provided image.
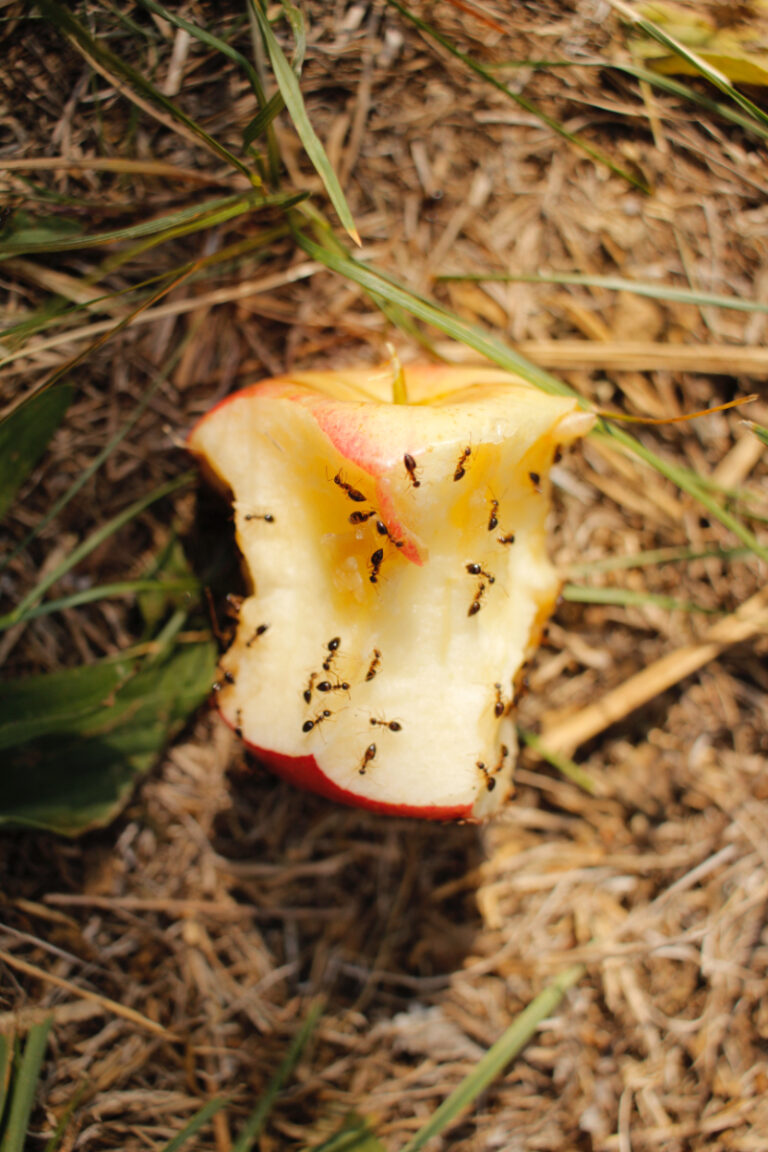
[220,712,472,820]
[249,742,473,822]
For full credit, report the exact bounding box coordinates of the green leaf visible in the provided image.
[0,385,72,521]
[249,2,360,244]
[0,641,216,836]
[0,1019,52,1152]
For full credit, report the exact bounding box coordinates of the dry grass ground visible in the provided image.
[1,1,767,1149]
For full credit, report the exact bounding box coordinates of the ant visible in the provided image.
[334,471,366,503]
[476,761,496,792]
[212,668,235,692]
[376,519,404,547]
[487,497,499,532]
[453,446,471,481]
[369,547,384,584]
[496,744,509,773]
[497,533,515,546]
[493,683,505,718]
[370,717,402,732]
[529,471,542,493]
[365,649,381,681]
[322,637,341,672]
[246,623,269,647]
[359,743,377,775]
[303,671,318,703]
[349,509,376,525]
[403,453,421,488]
[302,709,331,733]
[234,708,243,738]
[466,562,495,585]
[244,512,275,522]
[468,581,487,617]
[317,678,350,694]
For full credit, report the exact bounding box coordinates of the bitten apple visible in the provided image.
[189,362,593,820]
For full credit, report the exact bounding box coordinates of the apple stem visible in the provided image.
[385,343,408,404]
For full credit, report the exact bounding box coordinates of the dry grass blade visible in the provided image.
[542,586,768,756]
[0,950,170,1038]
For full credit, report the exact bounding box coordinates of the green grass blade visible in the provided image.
[249,2,360,244]
[597,421,768,567]
[0,1028,13,1133]
[8,473,195,626]
[162,1098,229,1152]
[0,578,201,633]
[438,270,768,316]
[0,193,266,259]
[0,385,72,521]
[400,966,585,1152]
[230,1000,324,1152]
[0,339,189,576]
[304,1113,386,1152]
[517,728,598,794]
[298,227,768,565]
[35,0,256,182]
[612,0,768,132]
[385,0,648,192]
[568,544,752,577]
[1,1019,52,1152]
[747,421,768,449]
[562,583,716,615]
[136,0,265,99]
[607,60,768,144]
[294,228,574,397]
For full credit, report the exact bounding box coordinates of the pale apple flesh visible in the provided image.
[189,363,593,820]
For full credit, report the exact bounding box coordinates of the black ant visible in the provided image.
[403,453,421,488]
[493,683,505,718]
[476,761,496,792]
[365,649,381,681]
[334,471,367,503]
[487,497,499,531]
[466,562,495,585]
[234,708,243,738]
[370,717,402,732]
[244,512,275,522]
[322,637,341,671]
[496,744,509,773]
[497,533,515,546]
[212,668,236,692]
[453,446,471,481]
[376,519,404,547]
[303,709,331,733]
[468,582,486,617]
[246,623,269,647]
[303,671,318,703]
[529,471,542,493]
[349,509,376,525]
[369,547,384,584]
[317,678,350,694]
[359,743,377,775]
